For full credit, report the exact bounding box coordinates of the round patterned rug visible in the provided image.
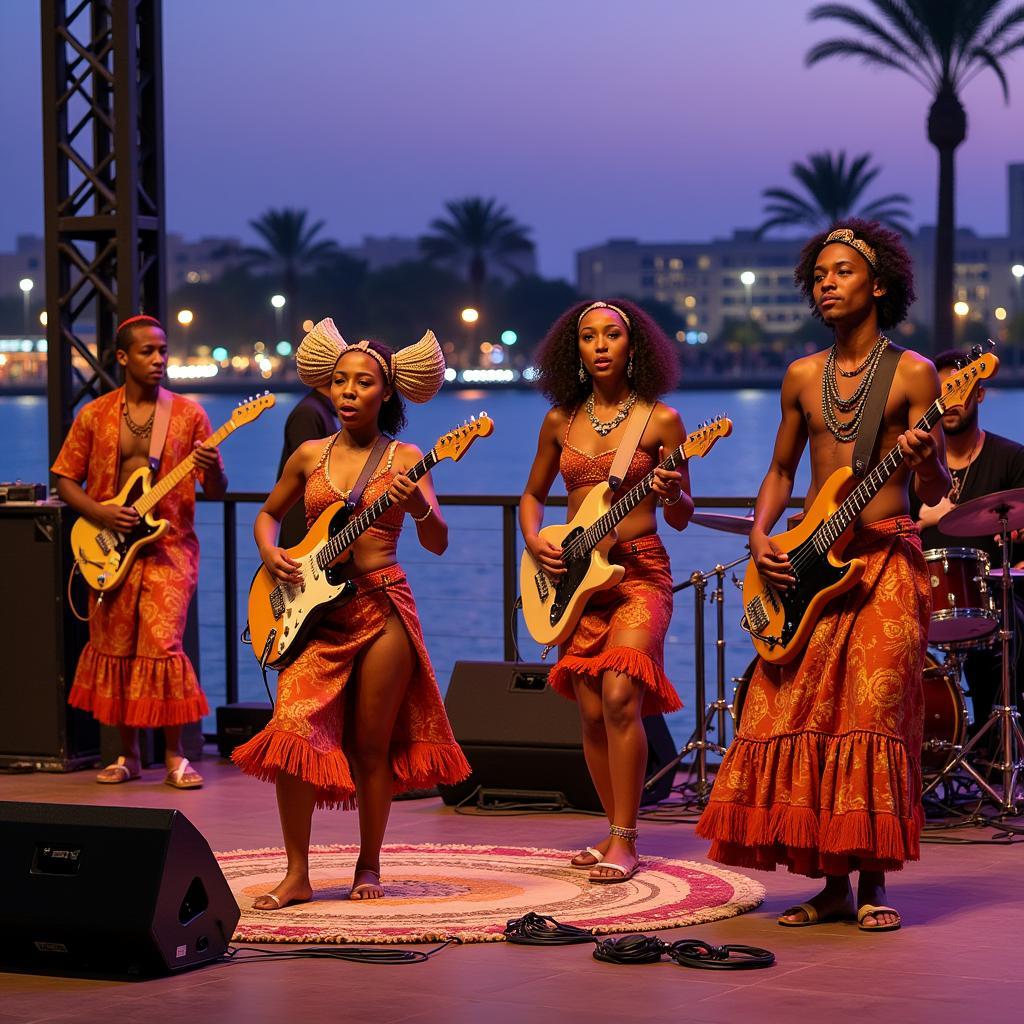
[217,843,765,944]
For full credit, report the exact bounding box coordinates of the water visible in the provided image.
[4,386,1021,749]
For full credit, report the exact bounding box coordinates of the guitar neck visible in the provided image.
[815,397,945,544]
[579,442,689,553]
[133,418,235,516]
[317,449,439,566]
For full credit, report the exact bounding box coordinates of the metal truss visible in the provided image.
[41,0,166,463]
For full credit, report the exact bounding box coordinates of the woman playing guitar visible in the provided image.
[520,299,694,882]
[233,319,469,907]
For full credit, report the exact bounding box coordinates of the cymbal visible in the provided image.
[986,567,1024,580]
[690,512,754,536]
[939,487,1024,537]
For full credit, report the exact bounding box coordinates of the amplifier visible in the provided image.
[0,482,47,503]
[216,703,272,757]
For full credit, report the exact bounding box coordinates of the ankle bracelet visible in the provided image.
[609,824,638,842]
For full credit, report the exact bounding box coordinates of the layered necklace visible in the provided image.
[585,390,637,436]
[122,402,154,438]
[947,431,984,505]
[821,334,889,443]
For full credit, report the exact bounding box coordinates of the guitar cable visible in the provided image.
[66,563,103,623]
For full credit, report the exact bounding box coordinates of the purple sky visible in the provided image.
[3,1,1024,278]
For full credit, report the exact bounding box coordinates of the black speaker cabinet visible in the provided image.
[0,802,240,977]
[0,504,97,770]
[438,661,677,811]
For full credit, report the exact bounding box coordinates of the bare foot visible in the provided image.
[778,878,855,925]
[570,837,611,868]
[349,867,384,901]
[588,836,638,881]
[252,874,313,911]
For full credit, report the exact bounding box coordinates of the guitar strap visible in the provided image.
[608,400,655,493]
[347,434,392,509]
[147,387,174,473]
[851,342,904,478]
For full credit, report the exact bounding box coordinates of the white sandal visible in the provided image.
[164,756,203,790]
[570,846,605,869]
[96,756,140,784]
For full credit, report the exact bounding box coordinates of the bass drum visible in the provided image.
[731,653,967,775]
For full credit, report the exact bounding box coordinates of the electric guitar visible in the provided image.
[741,349,999,665]
[72,392,276,592]
[246,413,494,669]
[520,416,733,647]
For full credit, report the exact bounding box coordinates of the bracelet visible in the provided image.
[660,490,682,507]
[411,504,433,523]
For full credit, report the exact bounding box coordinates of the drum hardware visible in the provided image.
[923,489,1024,815]
[923,547,997,646]
[689,513,755,536]
[644,551,749,806]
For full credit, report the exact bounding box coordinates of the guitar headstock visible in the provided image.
[940,350,999,411]
[682,415,733,459]
[232,391,276,425]
[434,412,494,463]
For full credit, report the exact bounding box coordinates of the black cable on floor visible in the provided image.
[219,939,454,966]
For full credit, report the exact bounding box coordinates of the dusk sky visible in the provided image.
[3,0,1024,279]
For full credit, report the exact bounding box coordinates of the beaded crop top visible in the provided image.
[559,407,654,493]
[303,435,405,536]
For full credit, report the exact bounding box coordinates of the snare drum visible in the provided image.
[731,653,967,775]
[923,547,997,646]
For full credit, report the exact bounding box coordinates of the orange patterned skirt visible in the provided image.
[548,534,681,716]
[696,517,929,877]
[232,564,471,809]
[68,542,207,727]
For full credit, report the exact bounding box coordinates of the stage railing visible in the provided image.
[199,492,771,706]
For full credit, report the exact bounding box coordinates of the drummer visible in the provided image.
[912,348,1024,729]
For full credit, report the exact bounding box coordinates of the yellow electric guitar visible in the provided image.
[520,416,733,647]
[246,413,494,669]
[71,392,276,592]
[742,349,999,665]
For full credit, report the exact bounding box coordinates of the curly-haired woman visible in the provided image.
[520,298,693,883]
[696,220,950,933]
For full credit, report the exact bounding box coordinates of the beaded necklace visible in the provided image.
[821,335,888,443]
[585,391,637,437]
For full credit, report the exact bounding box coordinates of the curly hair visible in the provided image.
[115,315,163,351]
[794,218,915,330]
[534,298,680,409]
[337,339,407,436]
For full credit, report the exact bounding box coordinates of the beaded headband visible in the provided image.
[343,340,393,381]
[822,228,878,270]
[577,301,632,329]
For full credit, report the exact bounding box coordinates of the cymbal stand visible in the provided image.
[645,552,748,806]
[923,509,1023,814]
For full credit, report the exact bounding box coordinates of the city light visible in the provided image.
[302,319,314,332]
[19,278,33,293]
[212,347,228,361]
[39,311,47,327]
[500,330,517,345]
[953,301,970,317]
[1012,264,1024,279]
[276,341,293,356]
[684,295,697,308]
[270,294,286,309]
[443,367,457,382]
[461,307,479,324]
[995,307,1008,321]
[167,363,218,380]
[177,309,194,326]
[459,368,516,383]
[739,271,756,287]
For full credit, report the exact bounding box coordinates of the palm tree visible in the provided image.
[419,197,534,304]
[807,1,1024,349]
[243,208,340,322]
[757,151,911,236]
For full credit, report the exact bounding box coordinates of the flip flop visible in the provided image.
[778,902,855,927]
[96,756,141,784]
[164,756,203,790]
[857,904,902,932]
[252,891,311,911]
[589,860,639,884]
[570,847,605,869]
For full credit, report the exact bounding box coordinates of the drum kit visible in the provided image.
[651,492,1024,815]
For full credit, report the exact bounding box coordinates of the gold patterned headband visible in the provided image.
[577,301,632,329]
[296,318,445,404]
[822,227,878,270]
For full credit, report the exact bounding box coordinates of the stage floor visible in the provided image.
[2,756,1023,1024]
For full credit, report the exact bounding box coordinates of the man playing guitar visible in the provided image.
[697,221,950,932]
[52,315,227,788]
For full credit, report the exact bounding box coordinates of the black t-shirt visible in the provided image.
[911,431,1024,565]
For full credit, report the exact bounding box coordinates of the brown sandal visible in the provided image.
[164,757,203,790]
[96,756,141,784]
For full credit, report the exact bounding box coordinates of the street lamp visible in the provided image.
[461,307,479,324]
[177,309,194,352]
[270,294,286,340]
[19,278,33,334]
[740,271,755,315]
[1013,265,1024,315]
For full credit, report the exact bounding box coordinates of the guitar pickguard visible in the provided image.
[549,528,590,627]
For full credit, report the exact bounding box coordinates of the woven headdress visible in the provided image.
[821,227,878,270]
[296,318,445,404]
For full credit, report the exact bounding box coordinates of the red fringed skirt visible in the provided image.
[548,534,681,716]
[233,564,470,809]
[696,517,929,877]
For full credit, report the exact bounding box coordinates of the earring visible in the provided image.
[578,361,587,383]
[626,353,634,379]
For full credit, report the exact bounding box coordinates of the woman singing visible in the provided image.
[234,319,470,907]
[520,299,693,882]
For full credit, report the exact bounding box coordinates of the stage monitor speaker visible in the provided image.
[0,504,97,770]
[438,661,677,811]
[0,802,240,977]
